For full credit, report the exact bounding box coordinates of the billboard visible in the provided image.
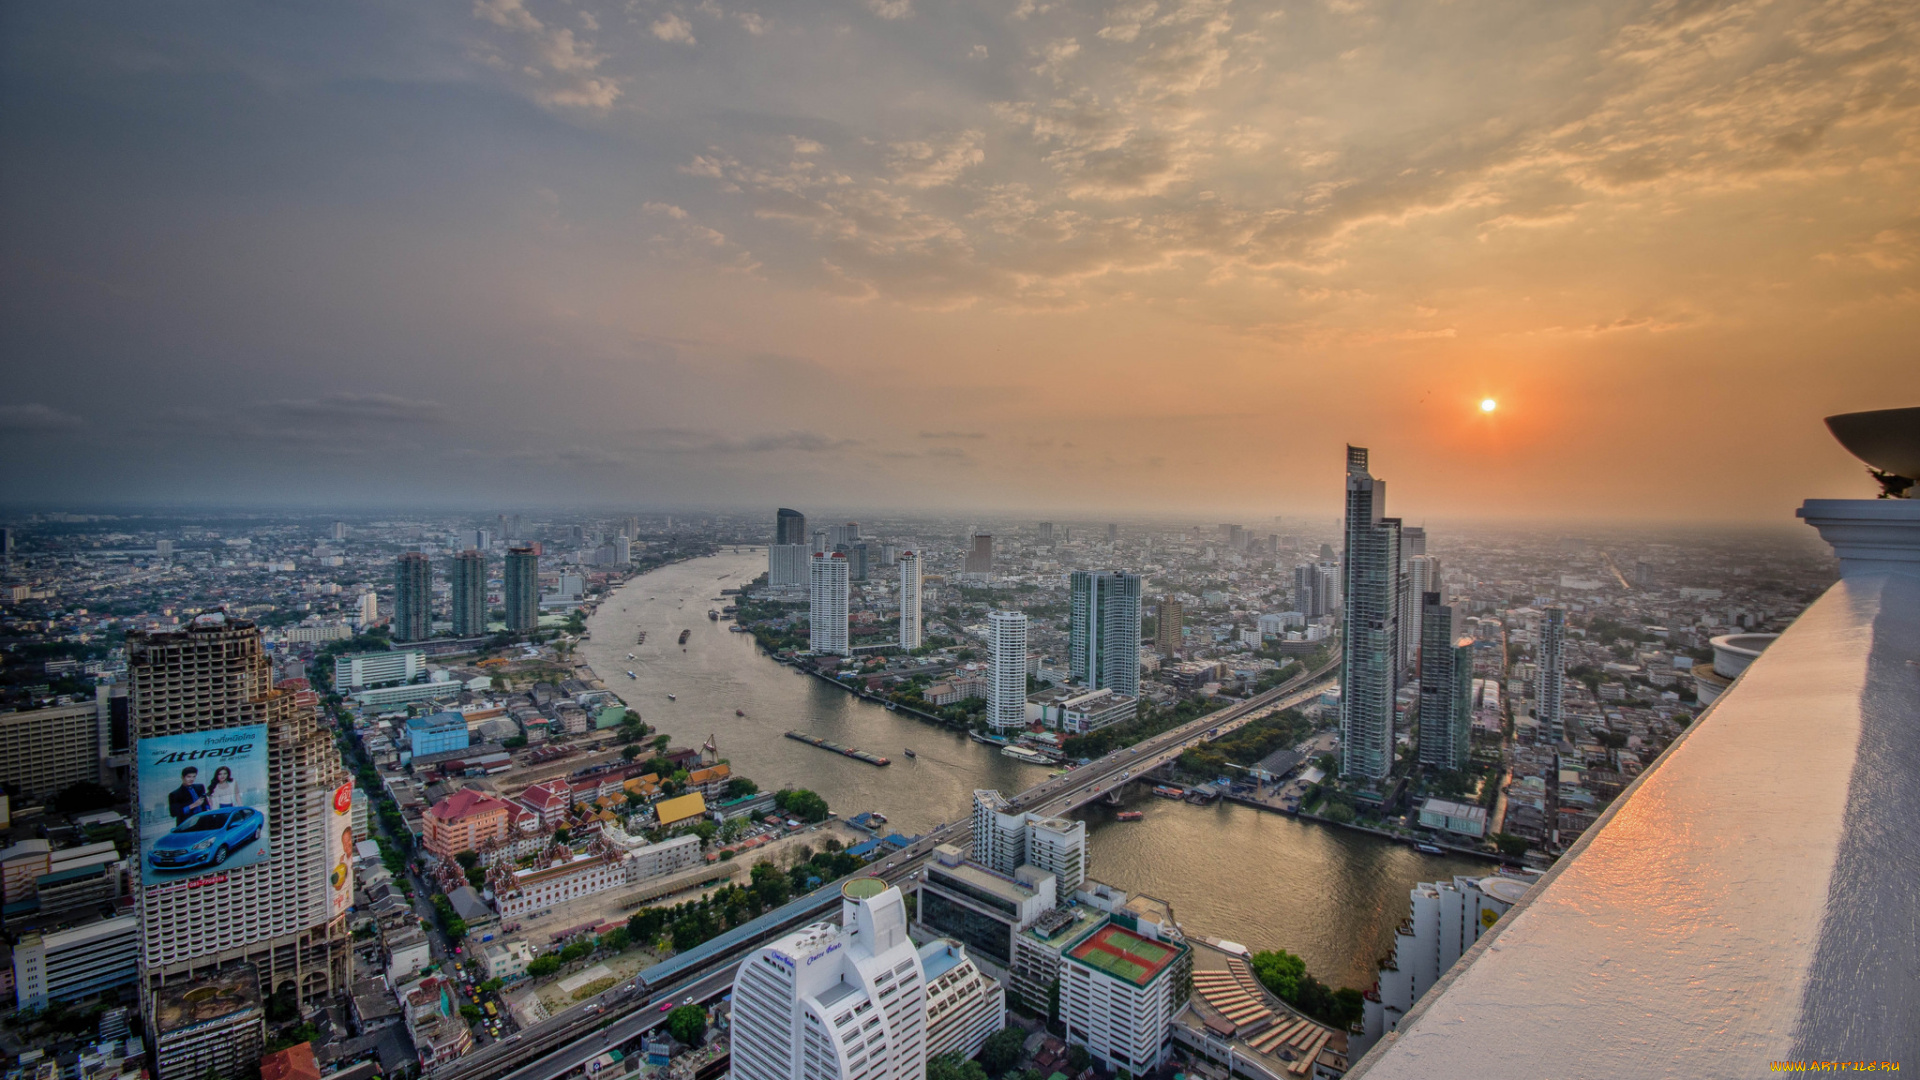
[326,782,354,918]
[138,725,271,886]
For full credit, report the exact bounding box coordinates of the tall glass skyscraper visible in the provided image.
[775,507,807,545]
[1069,570,1142,697]
[392,552,432,642]
[1416,592,1474,772]
[1340,446,1403,782]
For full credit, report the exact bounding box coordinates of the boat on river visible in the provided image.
[903,748,916,758]
[1001,745,1051,764]
[970,732,1010,747]
[785,730,889,766]
[678,629,691,645]
[708,610,719,620]
[736,709,745,717]
[1115,811,1144,822]
[1416,843,1444,855]
[666,693,676,701]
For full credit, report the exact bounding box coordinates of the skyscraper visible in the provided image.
[1154,597,1183,655]
[1403,554,1440,674]
[1416,593,1474,772]
[768,544,808,587]
[392,552,431,642]
[1069,570,1141,697]
[1294,563,1324,617]
[450,550,488,637]
[899,552,922,651]
[1038,522,1054,543]
[809,552,850,656]
[728,880,928,1080]
[968,789,1087,895]
[966,534,994,576]
[1402,526,1426,557]
[774,507,808,546]
[503,546,539,632]
[987,611,1028,731]
[329,521,346,542]
[1106,523,1118,543]
[827,522,860,551]
[1340,446,1403,782]
[1537,607,1567,744]
[130,615,352,1061]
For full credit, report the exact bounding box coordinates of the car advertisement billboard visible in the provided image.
[138,725,271,885]
[326,782,354,918]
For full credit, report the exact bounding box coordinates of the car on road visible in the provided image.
[659,1002,672,1012]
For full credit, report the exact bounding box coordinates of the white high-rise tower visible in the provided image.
[899,552,922,651]
[987,611,1028,732]
[809,552,851,656]
[729,880,928,1080]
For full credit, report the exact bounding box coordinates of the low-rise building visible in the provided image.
[11,913,139,1011]
[479,939,537,982]
[485,842,626,917]
[422,789,512,862]
[150,963,265,1080]
[1416,798,1488,839]
[403,975,474,1068]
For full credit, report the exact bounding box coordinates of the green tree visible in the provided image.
[1066,1046,1091,1073]
[1492,832,1529,858]
[598,928,630,952]
[652,734,673,752]
[559,941,591,963]
[1250,950,1306,1002]
[979,1026,1026,1076]
[622,745,643,761]
[724,777,760,799]
[480,979,504,994]
[773,788,829,823]
[526,955,562,978]
[665,1004,707,1045]
[464,867,488,890]
[928,1056,990,1080]
[459,1004,484,1022]
[454,851,481,870]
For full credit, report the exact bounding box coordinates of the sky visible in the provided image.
[1,0,1915,523]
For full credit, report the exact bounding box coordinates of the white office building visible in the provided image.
[919,940,1006,1062]
[333,649,425,691]
[729,880,927,1080]
[12,913,140,1011]
[1060,922,1189,1074]
[809,552,851,657]
[987,611,1028,732]
[968,791,1087,897]
[1069,570,1141,698]
[1356,874,1534,1058]
[899,552,922,651]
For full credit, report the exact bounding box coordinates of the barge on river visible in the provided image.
[784,730,890,766]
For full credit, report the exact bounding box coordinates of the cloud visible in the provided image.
[0,404,83,432]
[259,393,448,423]
[887,131,985,188]
[920,430,987,439]
[470,0,623,109]
[866,0,913,19]
[652,13,696,44]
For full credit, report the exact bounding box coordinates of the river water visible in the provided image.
[580,550,1485,988]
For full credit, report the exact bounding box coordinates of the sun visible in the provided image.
[1480,398,1498,413]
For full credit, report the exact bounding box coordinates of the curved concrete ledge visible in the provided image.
[1349,572,1920,1078]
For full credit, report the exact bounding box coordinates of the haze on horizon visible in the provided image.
[1,0,1914,523]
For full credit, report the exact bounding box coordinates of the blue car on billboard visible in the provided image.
[147,806,266,871]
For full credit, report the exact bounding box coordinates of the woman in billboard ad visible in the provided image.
[137,725,271,885]
[327,782,354,918]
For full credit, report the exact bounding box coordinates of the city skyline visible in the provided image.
[2,2,1913,520]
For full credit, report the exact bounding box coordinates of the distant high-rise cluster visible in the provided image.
[809,551,850,656]
[986,610,1027,731]
[1069,570,1141,697]
[898,551,922,651]
[768,507,810,587]
[970,790,1088,896]
[1340,446,1405,782]
[392,552,431,642]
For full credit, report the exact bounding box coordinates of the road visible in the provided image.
[434,657,1339,1080]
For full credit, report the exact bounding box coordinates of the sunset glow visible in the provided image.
[0,0,1911,521]
[1481,400,1499,414]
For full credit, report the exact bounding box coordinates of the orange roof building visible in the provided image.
[423,789,512,861]
[260,1043,319,1080]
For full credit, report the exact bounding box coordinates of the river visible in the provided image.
[580,550,1486,988]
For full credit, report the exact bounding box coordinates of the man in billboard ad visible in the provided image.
[139,725,271,885]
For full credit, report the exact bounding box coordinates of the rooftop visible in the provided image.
[1068,923,1183,987]
[1352,563,1920,1076]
